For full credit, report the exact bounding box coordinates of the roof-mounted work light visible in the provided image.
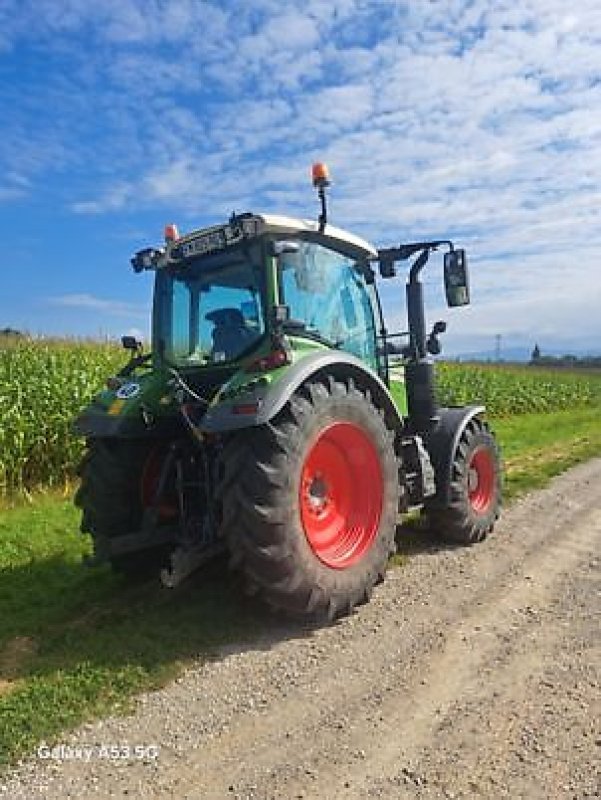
[130,247,163,273]
[311,162,330,188]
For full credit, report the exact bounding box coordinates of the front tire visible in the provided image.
[214,376,400,621]
[427,417,501,545]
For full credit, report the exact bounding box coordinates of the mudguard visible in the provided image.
[424,405,486,508]
[200,350,404,434]
[73,401,148,438]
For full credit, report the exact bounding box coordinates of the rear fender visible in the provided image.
[200,351,404,434]
[73,369,176,439]
[424,405,486,508]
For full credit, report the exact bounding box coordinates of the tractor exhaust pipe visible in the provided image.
[406,252,439,434]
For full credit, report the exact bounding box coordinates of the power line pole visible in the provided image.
[495,334,501,362]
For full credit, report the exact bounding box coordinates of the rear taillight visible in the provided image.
[232,402,260,416]
[246,348,290,373]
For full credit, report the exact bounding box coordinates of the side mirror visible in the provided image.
[444,249,470,307]
[121,335,142,352]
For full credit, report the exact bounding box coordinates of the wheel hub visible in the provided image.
[299,421,383,569]
[304,473,330,515]
[467,446,496,514]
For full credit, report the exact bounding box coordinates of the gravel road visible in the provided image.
[2,458,600,799]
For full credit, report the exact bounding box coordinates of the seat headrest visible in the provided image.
[206,308,245,326]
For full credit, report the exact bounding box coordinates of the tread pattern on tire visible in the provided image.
[214,375,401,621]
[75,439,171,575]
[429,417,502,545]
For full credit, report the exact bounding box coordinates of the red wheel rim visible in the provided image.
[467,447,496,513]
[299,422,383,569]
[140,447,178,520]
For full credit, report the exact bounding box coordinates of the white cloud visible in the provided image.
[126,326,146,342]
[2,0,601,350]
[47,294,147,320]
[0,185,27,201]
[70,184,132,214]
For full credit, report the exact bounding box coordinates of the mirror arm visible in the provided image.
[375,239,454,279]
[409,249,430,283]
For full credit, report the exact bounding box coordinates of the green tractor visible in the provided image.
[74,164,501,620]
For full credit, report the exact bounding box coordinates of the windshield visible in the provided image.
[154,243,266,366]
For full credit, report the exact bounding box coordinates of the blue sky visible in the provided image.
[1,0,600,356]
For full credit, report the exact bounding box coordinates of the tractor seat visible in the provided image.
[206,308,255,360]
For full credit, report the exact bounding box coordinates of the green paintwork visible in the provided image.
[208,336,327,407]
[82,333,345,433]
[82,333,408,435]
[266,254,279,307]
[91,364,175,423]
[78,227,409,435]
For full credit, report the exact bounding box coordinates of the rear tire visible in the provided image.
[214,376,400,621]
[75,439,174,576]
[427,417,501,545]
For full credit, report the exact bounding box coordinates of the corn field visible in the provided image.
[0,338,123,495]
[436,362,601,416]
[1,338,601,497]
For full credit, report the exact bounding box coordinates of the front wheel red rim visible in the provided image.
[467,447,496,513]
[299,422,384,569]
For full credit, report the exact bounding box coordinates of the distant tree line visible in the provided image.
[530,343,601,369]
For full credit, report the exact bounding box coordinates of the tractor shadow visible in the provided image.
[0,547,329,768]
[2,523,457,694]
[394,518,453,558]
[0,550,321,695]
[0,517,456,766]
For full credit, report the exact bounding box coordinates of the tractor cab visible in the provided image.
[131,165,470,417]
[134,212,385,390]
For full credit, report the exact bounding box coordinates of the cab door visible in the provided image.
[278,240,380,372]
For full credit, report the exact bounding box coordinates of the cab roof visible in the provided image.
[256,213,378,259]
[167,212,378,263]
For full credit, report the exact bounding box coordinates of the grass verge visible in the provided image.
[0,500,271,770]
[492,407,601,500]
[1,407,600,770]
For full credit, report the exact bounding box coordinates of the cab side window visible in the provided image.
[279,242,377,368]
